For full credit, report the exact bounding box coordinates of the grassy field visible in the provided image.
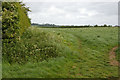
[2,27,118,78]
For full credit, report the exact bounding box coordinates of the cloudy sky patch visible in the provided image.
[24,2,118,25]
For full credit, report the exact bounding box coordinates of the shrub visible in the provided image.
[2,2,31,43]
[2,2,31,64]
[2,28,63,64]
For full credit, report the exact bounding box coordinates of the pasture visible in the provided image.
[2,27,118,78]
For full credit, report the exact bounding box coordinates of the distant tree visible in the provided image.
[94,25,98,27]
[103,24,107,27]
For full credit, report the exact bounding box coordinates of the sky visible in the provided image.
[23,1,118,26]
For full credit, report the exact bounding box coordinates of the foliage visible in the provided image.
[2,2,31,43]
[3,27,63,64]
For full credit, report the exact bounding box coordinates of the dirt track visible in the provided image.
[109,46,120,66]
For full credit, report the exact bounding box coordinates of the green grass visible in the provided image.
[2,27,118,78]
[115,47,120,62]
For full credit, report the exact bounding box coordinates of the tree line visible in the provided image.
[32,23,118,28]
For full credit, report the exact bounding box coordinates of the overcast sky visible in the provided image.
[24,2,118,25]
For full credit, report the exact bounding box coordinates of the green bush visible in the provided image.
[2,2,31,43]
[2,28,63,64]
[2,2,31,64]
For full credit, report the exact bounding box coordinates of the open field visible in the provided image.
[2,27,118,78]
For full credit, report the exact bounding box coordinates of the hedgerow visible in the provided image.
[2,2,31,63]
[2,2,31,43]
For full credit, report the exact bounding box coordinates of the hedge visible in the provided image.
[2,2,31,43]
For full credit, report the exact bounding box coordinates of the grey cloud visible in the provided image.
[24,2,118,25]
